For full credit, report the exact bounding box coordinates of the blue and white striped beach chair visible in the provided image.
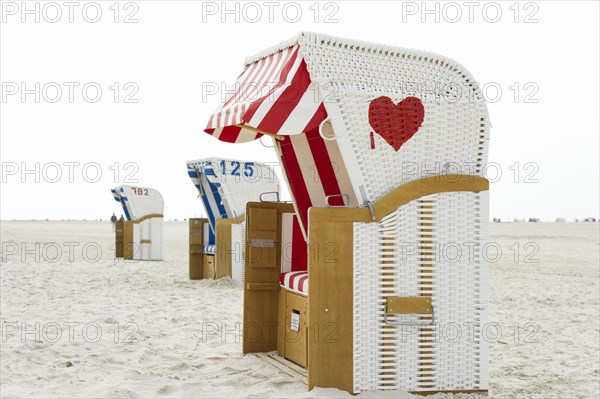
[187,158,280,281]
[111,185,164,261]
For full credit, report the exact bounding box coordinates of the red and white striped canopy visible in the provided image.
[204,45,327,143]
[203,42,358,239]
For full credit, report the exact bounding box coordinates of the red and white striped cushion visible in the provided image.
[279,271,308,296]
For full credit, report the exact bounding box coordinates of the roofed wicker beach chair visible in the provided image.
[186,158,280,281]
[111,185,164,261]
[201,32,490,395]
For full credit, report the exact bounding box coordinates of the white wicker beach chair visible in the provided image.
[111,185,164,261]
[201,32,490,395]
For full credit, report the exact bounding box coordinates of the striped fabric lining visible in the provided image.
[204,45,327,144]
[111,188,132,221]
[187,162,231,245]
[275,124,357,238]
[203,223,213,247]
[203,245,216,254]
[203,45,357,238]
[279,271,308,296]
[281,213,308,273]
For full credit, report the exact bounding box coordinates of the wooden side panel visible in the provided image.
[123,221,135,260]
[115,220,124,258]
[249,208,278,240]
[243,202,294,354]
[189,218,207,280]
[203,254,215,279]
[308,215,354,392]
[284,291,309,368]
[247,208,278,269]
[277,288,286,357]
[215,220,233,279]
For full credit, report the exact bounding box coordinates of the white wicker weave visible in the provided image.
[353,191,488,392]
[297,32,490,206]
[231,221,246,283]
[353,223,381,391]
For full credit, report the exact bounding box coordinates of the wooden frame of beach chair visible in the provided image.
[202,32,490,394]
[242,175,489,393]
[189,218,208,279]
[115,219,125,258]
[111,185,164,261]
[187,158,280,281]
[188,216,248,279]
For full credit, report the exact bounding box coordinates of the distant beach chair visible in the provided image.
[111,185,164,261]
[186,158,280,281]
[201,32,490,395]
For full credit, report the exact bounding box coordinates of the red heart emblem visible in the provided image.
[368,96,425,151]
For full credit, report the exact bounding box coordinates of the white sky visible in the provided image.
[1,0,598,221]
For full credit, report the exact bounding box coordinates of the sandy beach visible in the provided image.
[1,221,598,398]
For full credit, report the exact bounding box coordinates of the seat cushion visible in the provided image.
[203,245,216,254]
[279,271,308,296]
